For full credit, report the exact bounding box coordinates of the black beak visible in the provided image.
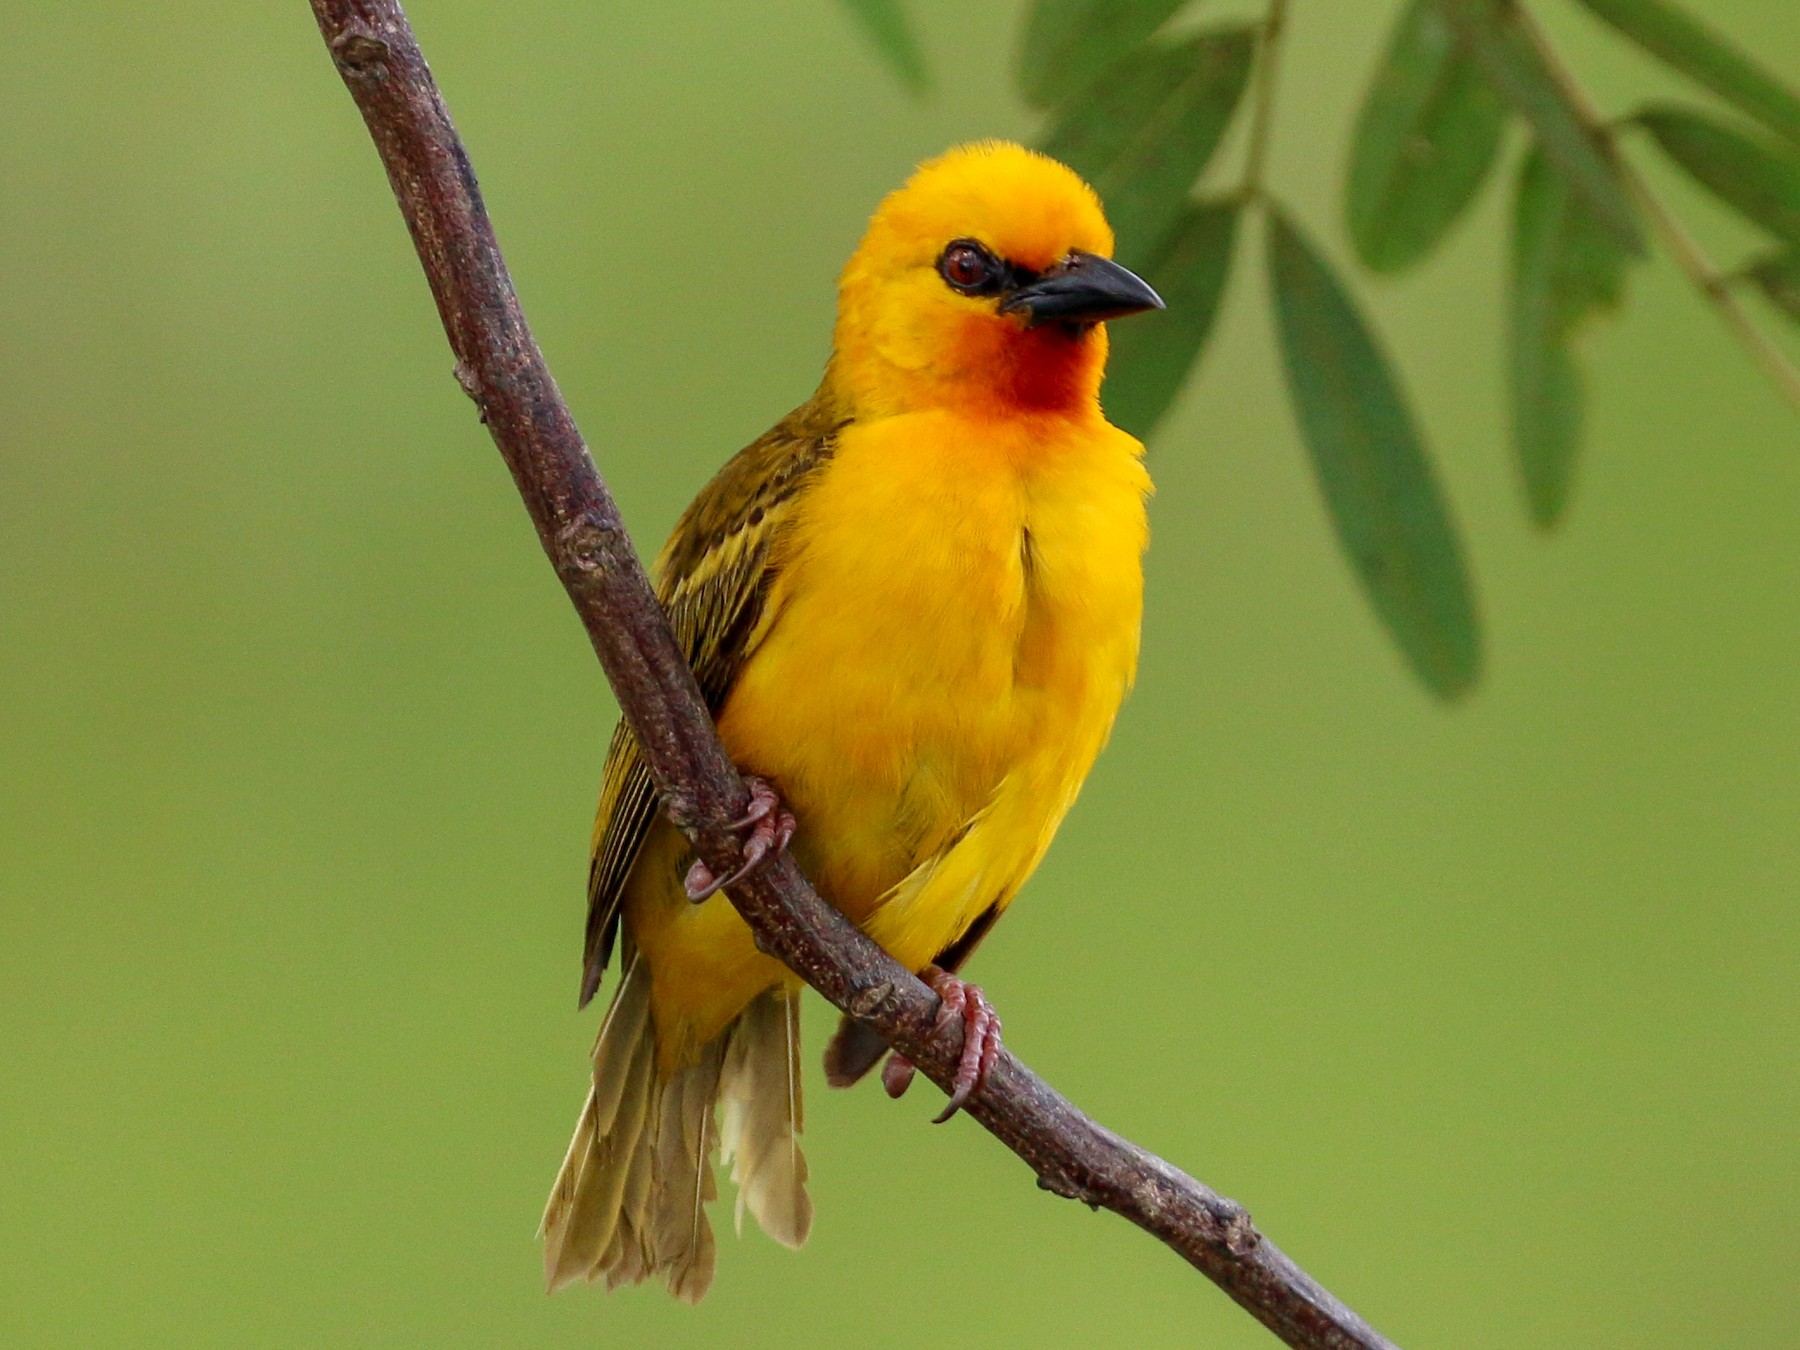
[997,251,1165,328]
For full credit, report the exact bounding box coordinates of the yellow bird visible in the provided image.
[541,141,1162,1301]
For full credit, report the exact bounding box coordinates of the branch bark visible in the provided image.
[306,4,1399,1347]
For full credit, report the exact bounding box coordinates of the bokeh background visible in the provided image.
[3,2,1796,1346]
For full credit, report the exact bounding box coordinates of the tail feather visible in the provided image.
[588,953,651,1126]
[649,1046,724,1303]
[551,1031,654,1282]
[542,956,656,1291]
[602,1129,654,1292]
[719,991,812,1248]
[541,969,811,1303]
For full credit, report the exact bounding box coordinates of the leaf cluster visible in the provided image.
[844,0,1800,699]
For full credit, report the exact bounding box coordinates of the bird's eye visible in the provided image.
[938,239,1002,296]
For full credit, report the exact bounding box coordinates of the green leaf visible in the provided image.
[1104,200,1240,438]
[1016,0,1191,110]
[1435,0,1645,255]
[1265,210,1481,700]
[1041,26,1256,266]
[1746,249,1800,324]
[1637,105,1800,245]
[1509,144,1634,528]
[837,0,930,96]
[1573,0,1800,150]
[1347,0,1511,273]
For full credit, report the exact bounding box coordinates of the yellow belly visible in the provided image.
[628,408,1150,1062]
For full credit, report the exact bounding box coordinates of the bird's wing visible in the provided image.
[823,758,1086,1087]
[821,794,1028,1089]
[579,403,843,1006]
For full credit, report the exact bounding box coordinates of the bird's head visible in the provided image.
[826,141,1163,419]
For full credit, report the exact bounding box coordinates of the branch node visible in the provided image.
[660,792,700,834]
[330,27,391,79]
[1224,1208,1263,1259]
[553,510,616,579]
[1036,1169,1095,1204]
[847,979,897,1020]
[452,359,488,421]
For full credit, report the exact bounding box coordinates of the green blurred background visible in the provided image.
[3,2,1796,1345]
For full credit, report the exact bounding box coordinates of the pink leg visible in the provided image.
[880,965,1003,1123]
[683,776,797,902]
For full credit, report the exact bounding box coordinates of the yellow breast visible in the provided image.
[716,406,1151,960]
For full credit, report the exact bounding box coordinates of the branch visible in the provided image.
[1621,159,1800,414]
[306,4,1399,1347]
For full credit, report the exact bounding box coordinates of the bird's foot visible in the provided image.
[684,776,796,902]
[880,965,1003,1123]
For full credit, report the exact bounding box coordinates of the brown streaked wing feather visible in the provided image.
[579,400,844,1005]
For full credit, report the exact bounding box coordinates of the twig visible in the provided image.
[1240,0,1293,203]
[305,3,1399,1347]
[1514,2,1800,415]
[1620,161,1800,413]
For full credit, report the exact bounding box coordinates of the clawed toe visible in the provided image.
[924,966,1002,1123]
[881,1053,917,1098]
[684,776,796,902]
[877,965,1003,1122]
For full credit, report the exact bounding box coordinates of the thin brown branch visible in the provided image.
[305,3,1399,1347]
[1620,162,1800,413]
